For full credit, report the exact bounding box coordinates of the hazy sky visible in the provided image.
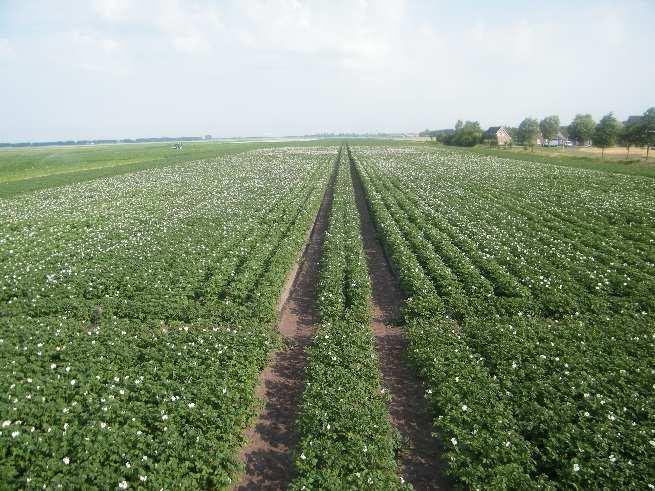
[1,0,654,141]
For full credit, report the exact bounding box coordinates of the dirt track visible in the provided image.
[235,163,335,490]
[351,160,452,490]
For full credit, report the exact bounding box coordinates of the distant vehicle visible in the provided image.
[564,140,574,147]
[546,140,560,147]
[172,142,183,150]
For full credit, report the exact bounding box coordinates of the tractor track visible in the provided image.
[234,157,337,490]
[350,154,452,490]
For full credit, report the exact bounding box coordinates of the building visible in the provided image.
[483,126,512,145]
[624,115,643,127]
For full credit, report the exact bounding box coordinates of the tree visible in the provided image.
[419,129,437,141]
[619,117,642,159]
[641,107,655,159]
[442,121,482,147]
[568,114,596,145]
[593,112,621,158]
[453,121,483,147]
[517,118,540,150]
[539,115,560,145]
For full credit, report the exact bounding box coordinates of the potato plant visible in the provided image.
[352,145,654,489]
[0,148,334,488]
[291,148,407,490]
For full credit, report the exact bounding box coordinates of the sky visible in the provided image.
[0,0,654,142]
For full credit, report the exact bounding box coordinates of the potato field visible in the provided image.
[1,143,653,490]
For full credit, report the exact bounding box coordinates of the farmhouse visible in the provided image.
[483,126,512,145]
[624,115,643,126]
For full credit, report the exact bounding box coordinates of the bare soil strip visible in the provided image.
[235,166,335,490]
[351,162,452,490]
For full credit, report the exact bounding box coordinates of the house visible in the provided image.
[483,126,512,145]
[624,115,643,127]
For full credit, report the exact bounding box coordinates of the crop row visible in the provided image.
[0,148,335,488]
[291,147,406,489]
[351,149,544,489]
[394,175,653,317]
[375,152,653,319]
[352,145,654,489]
[1,151,329,326]
[0,317,271,489]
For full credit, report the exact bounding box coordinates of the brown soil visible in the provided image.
[351,162,452,490]
[234,168,335,490]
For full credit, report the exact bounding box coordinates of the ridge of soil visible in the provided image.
[234,162,336,490]
[350,159,452,490]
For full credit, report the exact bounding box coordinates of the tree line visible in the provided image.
[0,135,212,148]
[421,106,655,158]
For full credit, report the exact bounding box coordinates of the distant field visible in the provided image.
[497,144,654,161]
[452,144,655,178]
[0,140,329,197]
[0,139,414,198]
[575,145,653,159]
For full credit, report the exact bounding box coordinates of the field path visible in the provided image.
[235,162,335,490]
[351,158,452,490]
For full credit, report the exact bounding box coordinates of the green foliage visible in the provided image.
[292,321,406,490]
[593,112,622,153]
[568,114,596,145]
[442,121,483,147]
[617,107,655,157]
[539,115,560,142]
[0,318,273,489]
[0,148,333,488]
[292,148,406,489]
[353,154,541,488]
[352,145,654,489]
[642,107,655,151]
[518,118,540,147]
[407,320,543,490]
[620,118,643,150]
